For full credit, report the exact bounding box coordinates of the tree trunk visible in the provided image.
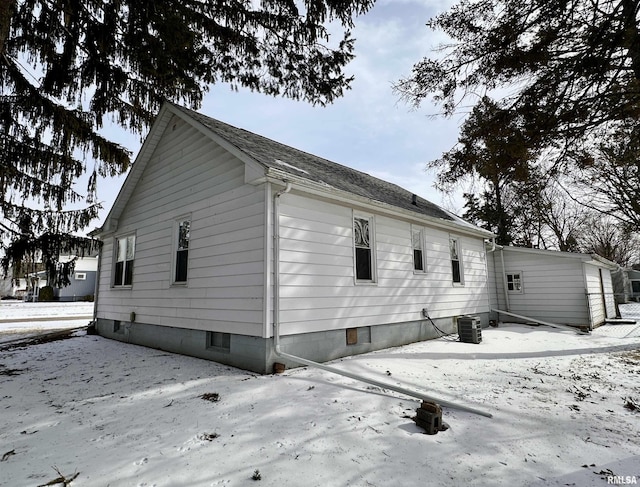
[493,175,510,245]
[622,0,640,80]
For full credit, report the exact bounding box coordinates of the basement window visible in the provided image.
[206,332,230,352]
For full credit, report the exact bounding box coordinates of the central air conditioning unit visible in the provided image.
[457,316,482,344]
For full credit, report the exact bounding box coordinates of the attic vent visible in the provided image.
[273,159,309,175]
[411,194,418,205]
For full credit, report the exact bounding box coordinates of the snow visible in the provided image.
[0,302,93,344]
[1,305,639,487]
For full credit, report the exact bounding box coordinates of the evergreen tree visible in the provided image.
[431,97,539,244]
[0,0,373,284]
[395,0,640,228]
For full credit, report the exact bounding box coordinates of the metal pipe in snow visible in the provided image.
[272,180,493,419]
[492,308,590,335]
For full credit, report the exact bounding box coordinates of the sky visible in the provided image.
[95,0,466,226]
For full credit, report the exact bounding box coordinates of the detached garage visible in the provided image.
[487,245,618,330]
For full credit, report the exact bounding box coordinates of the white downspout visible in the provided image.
[272,181,292,348]
[271,182,492,418]
[499,247,510,312]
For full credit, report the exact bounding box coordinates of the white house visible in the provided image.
[92,103,494,373]
[487,245,618,330]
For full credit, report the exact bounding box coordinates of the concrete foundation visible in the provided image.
[96,313,489,374]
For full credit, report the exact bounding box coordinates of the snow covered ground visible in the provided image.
[0,305,639,487]
[0,302,93,344]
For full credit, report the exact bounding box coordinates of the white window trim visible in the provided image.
[449,236,464,286]
[113,233,136,288]
[411,225,427,274]
[353,211,377,285]
[506,271,523,293]
[171,216,191,286]
[74,272,87,281]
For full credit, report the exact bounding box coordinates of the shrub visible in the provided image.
[39,286,55,302]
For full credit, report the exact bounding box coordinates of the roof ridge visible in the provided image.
[168,102,482,228]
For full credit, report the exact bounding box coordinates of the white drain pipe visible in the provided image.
[271,181,493,418]
[492,309,590,335]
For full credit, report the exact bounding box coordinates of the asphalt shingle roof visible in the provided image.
[174,104,455,222]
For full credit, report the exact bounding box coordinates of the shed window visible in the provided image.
[75,272,87,281]
[506,272,523,292]
[114,235,135,286]
[412,227,425,272]
[354,216,375,282]
[450,237,463,284]
[175,219,190,283]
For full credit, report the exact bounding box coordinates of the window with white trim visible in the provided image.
[354,215,375,282]
[506,272,523,292]
[450,237,463,284]
[412,227,425,272]
[114,235,135,286]
[74,272,87,280]
[174,219,190,283]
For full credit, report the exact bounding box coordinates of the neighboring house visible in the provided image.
[92,102,494,373]
[3,255,98,301]
[56,255,98,301]
[487,245,618,329]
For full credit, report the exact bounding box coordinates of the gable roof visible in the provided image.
[98,102,492,237]
[172,103,459,222]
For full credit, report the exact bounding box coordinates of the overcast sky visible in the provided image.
[97,0,465,225]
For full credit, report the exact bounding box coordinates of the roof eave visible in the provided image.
[265,169,494,239]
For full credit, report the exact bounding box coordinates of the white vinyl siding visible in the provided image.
[488,248,614,327]
[96,116,265,336]
[277,194,489,335]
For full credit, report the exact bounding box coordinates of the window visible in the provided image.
[206,331,230,352]
[75,272,87,280]
[506,272,523,292]
[174,219,190,283]
[114,235,135,286]
[450,237,463,284]
[412,227,425,272]
[354,215,374,282]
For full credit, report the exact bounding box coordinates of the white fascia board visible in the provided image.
[265,170,494,239]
